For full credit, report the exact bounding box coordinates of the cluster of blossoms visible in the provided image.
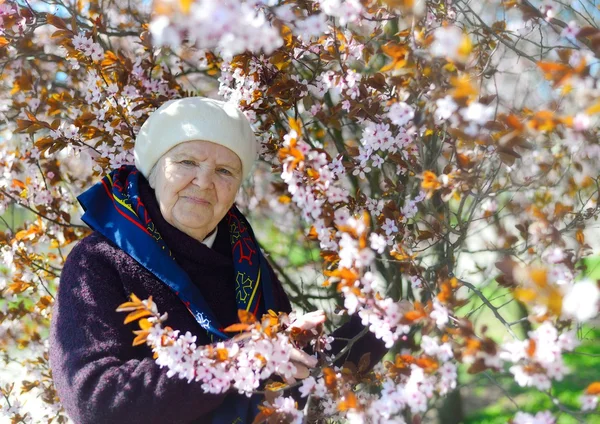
[0,4,190,421]
[318,0,363,26]
[257,395,304,423]
[499,257,600,326]
[149,0,373,59]
[430,25,472,63]
[214,7,599,420]
[579,383,600,411]
[150,0,284,58]
[511,410,556,424]
[284,330,458,422]
[503,322,577,391]
[120,292,461,423]
[71,32,105,62]
[117,295,327,396]
[278,126,336,224]
[156,330,298,394]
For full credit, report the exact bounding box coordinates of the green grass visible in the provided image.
[582,256,600,280]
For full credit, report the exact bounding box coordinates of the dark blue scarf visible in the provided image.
[77,165,275,424]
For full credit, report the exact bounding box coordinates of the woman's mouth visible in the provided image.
[184,196,211,205]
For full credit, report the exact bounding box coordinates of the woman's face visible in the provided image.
[149,140,243,241]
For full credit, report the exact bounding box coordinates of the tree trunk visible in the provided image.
[438,388,464,424]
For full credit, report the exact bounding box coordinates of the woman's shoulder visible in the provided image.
[60,231,150,299]
[64,231,133,273]
[68,231,120,257]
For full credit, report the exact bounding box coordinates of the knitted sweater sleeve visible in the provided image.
[49,234,226,424]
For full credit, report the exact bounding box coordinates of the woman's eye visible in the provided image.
[217,168,232,176]
[180,160,196,166]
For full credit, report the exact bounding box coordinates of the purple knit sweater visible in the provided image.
[49,176,386,424]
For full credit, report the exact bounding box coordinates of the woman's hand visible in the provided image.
[285,310,326,383]
[290,310,326,332]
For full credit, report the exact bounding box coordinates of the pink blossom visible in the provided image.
[326,186,349,204]
[271,396,303,423]
[580,394,598,411]
[539,1,559,20]
[299,376,316,397]
[543,247,565,264]
[573,113,591,131]
[430,26,466,61]
[545,359,568,380]
[439,362,457,380]
[343,289,361,314]
[369,233,386,254]
[561,21,580,40]
[334,207,351,227]
[310,104,322,116]
[430,300,449,329]
[371,155,384,168]
[435,96,458,123]
[62,124,80,140]
[421,335,453,361]
[513,410,556,424]
[352,164,371,179]
[72,32,93,52]
[387,102,415,127]
[557,330,579,351]
[365,197,383,214]
[355,247,375,268]
[562,279,600,322]
[409,275,423,289]
[329,155,346,177]
[460,102,494,125]
[382,218,398,236]
[320,0,363,26]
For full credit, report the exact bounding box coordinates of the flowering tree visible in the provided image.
[1,0,599,422]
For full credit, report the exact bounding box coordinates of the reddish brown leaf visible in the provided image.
[12,179,27,190]
[101,50,119,67]
[323,367,337,390]
[216,348,229,361]
[223,323,251,333]
[251,406,274,424]
[116,293,146,312]
[338,391,358,411]
[357,352,371,374]
[123,309,152,324]
[456,153,473,169]
[132,330,149,346]
[51,29,71,39]
[46,13,69,30]
[577,27,600,38]
[526,339,536,358]
[264,381,287,392]
[16,119,34,132]
[586,382,600,395]
[238,309,257,325]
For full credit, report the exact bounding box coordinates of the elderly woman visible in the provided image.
[49,97,386,424]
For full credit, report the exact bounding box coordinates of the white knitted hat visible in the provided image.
[134,97,257,180]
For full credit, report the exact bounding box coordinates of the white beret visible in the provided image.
[134,97,257,180]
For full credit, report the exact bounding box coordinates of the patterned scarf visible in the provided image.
[77,164,275,423]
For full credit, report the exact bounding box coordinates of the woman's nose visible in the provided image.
[192,166,215,189]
